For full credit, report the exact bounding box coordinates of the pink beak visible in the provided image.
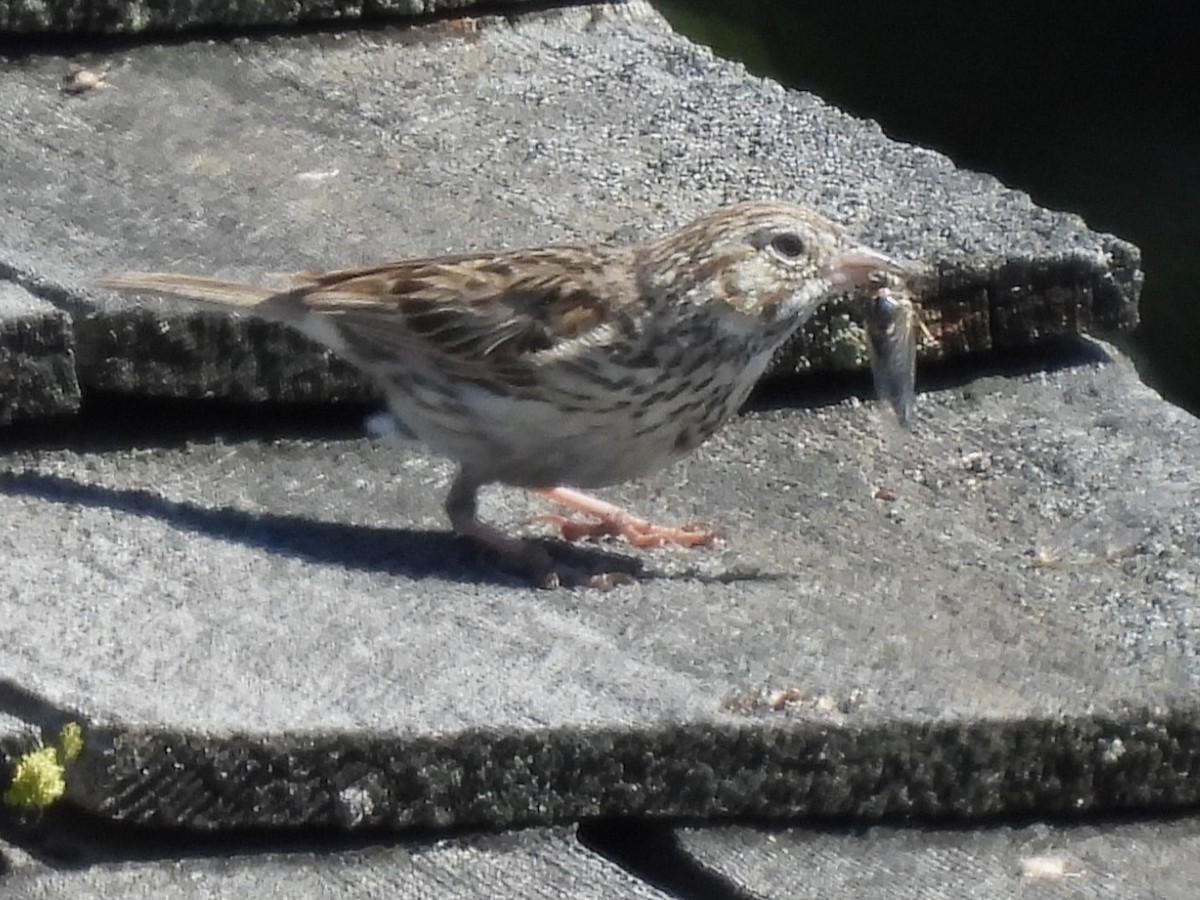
[831,244,908,288]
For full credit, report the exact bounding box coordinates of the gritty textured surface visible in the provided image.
[0,3,1187,894]
[2,342,1198,831]
[0,283,80,424]
[7,817,1200,898]
[7,818,1200,898]
[0,4,1138,418]
[675,819,1200,899]
[1,828,674,899]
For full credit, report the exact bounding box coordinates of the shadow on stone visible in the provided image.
[0,470,640,588]
[579,818,749,900]
[0,393,376,452]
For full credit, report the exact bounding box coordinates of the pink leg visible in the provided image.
[533,487,718,548]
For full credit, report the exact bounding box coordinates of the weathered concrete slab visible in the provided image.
[0,3,1137,413]
[0,0,537,34]
[0,282,80,424]
[7,816,1200,899]
[2,341,1197,831]
[674,818,1200,899]
[1,827,673,899]
[0,3,1186,894]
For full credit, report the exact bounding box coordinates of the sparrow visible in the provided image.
[102,201,919,588]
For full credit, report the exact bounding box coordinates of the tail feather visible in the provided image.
[99,272,278,310]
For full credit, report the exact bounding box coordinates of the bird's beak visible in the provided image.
[830,245,908,289]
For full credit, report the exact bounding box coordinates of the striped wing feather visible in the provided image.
[105,246,640,382]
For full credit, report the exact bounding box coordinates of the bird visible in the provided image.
[102,200,919,588]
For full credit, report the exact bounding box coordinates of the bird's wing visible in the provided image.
[104,246,641,386]
[292,248,637,370]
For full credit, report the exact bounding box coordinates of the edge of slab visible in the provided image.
[0,0,549,36]
[0,281,82,425]
[17,705,1197,831]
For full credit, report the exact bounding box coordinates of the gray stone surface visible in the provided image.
[0,282,80,424]
[2,342,1198,833]
[675,819,1200,898]
[0,3,1191,896]
[0,3,1136,413]
[9,817,1200,898]
[2,827,674,899]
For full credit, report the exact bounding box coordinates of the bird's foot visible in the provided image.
[457,517,636,590]
[533,487,719,549]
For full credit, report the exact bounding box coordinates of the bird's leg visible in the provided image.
[447,471,550,582]
[446,472,630,589]
[533,487,718,548]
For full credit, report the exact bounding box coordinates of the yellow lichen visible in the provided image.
[4,746,66,808]
[58,722,84,763]
[3,721,84,809]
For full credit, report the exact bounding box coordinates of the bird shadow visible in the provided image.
[0,469,653,589]
[0,468,797,589]
[0,393,812,589]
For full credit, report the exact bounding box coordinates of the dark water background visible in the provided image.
[653,0,1200,417]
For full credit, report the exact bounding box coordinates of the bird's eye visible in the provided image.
[769,232,806,259]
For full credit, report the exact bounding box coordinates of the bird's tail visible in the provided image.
[99,272,278,310]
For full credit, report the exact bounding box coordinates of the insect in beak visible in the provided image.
[865,282,920,427]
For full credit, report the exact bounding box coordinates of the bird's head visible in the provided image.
[646,201,909,336]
